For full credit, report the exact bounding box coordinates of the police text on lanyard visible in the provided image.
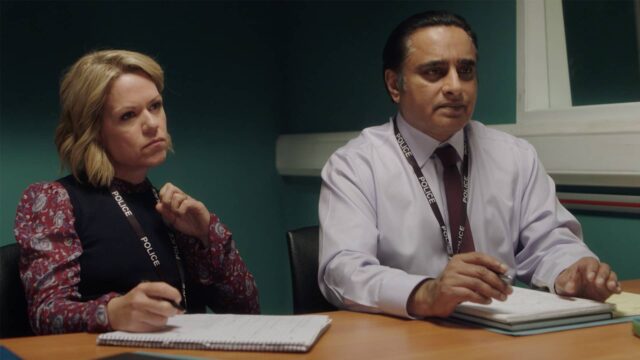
[392,116,471,257]
[110,185,188,310]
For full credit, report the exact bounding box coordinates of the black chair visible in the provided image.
[286,226,337,314]
[0,243,33,338]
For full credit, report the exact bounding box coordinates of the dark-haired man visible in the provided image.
[318,11,620,318]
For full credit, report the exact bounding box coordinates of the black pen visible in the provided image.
[140,280,186,312]
[166,299,186,312]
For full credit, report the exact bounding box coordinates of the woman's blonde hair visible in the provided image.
[54,49,165,187]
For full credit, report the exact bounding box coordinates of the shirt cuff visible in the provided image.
[89,292,120,333]
[378,272,428,319]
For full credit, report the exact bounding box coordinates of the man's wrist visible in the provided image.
[407,278,434,318]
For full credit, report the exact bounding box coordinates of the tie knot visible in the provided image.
[435,145,459,168]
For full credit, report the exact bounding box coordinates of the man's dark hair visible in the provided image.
[382,10,478,76]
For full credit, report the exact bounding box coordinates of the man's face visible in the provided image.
[385,26,477,141]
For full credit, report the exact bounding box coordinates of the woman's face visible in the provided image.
[101,72,169,183]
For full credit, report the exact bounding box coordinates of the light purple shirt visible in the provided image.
[318,114,596,318]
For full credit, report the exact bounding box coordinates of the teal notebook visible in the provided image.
[485,316,639,336]
[450,286,615,334]
[0,346,21,360]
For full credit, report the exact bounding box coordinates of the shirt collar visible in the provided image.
[395,112,466,168]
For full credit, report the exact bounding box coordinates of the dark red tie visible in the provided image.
[435,145,475,253]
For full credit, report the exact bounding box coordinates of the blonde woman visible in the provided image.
[14,50,259,335]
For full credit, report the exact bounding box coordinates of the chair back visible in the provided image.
[286,226,336,314]
[0,243,33,338]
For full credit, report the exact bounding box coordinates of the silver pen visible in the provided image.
[499,273,513,285]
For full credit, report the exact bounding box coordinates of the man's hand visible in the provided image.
[107,282,184,332]
[155,182,210,244]
[555,257,621,302]
[407,252,513,318]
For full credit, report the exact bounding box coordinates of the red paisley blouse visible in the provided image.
[14,181,260,334]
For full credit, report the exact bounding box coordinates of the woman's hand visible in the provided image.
[107,282,184,332]
[155,182,210,244]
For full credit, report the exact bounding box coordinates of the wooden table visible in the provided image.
[2,280,639,360]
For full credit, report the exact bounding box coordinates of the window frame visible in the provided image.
[503,0,640,187]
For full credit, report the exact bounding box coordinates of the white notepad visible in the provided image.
[97,314,332,353]
[451,286,614,331]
